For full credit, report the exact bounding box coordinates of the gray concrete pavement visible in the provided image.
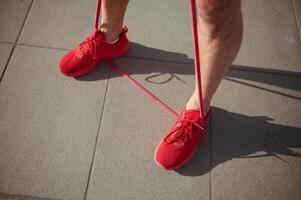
[85,58,211,200]
[0,0,300,200]
[0,0,32,43]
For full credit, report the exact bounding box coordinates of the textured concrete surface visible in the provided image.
[0,43,13,76]
[0,0,32,42]
[293,0,301,41]
[16,0,301,72]
[18,0,96,49]
[211,70,301,200]
[0,46,110,200]
[234,0,301,73]
[124,0,193,64]
[0,0,300,200]
[126,0,301,73]
[85,59,211,200]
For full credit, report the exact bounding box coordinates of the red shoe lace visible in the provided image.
[78,31,102,59]
[163,119,207,144]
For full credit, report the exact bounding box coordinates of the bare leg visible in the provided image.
[186,0,243,114]
[100,0,129,43]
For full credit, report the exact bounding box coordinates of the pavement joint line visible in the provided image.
[292,0,301,47]
[0,0,34,82]
[83,65,112,200]
[8,43,301,78]
[9,43,301,78]
[0,193,61,200]
[16,43,70,51]
[15,0,34,44]
[0,45,15,82]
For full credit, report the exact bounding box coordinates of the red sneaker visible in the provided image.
[154,108,211,170]
[58,27,130,77]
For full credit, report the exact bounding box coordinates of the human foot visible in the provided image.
[185,91,210,115]
[154,109,211,170]
[58,26,130,77]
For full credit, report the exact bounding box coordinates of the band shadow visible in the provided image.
[75,42,301,176]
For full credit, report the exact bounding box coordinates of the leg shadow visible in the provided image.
[75,42,301,94]
[177,107,301,176]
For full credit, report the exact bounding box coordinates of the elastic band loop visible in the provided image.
[94,0,102,29]
[189,0,204,119]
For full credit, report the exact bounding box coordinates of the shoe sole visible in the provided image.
[59,46,130,77]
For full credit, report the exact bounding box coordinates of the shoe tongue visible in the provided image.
[183,110,200,121]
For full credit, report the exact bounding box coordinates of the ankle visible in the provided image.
[186,93,211,115]
[100,24,122,43]
[101,30,121,43]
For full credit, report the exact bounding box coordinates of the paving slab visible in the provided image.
[0,46,110,200]
[18,0,96,49]
[211,70,301,200]
[85,58,211,200]
[293,0,301,41]
[0,43,13,77]
[124,0,193,64]
[0,0,32,42]
[234,0,301,73]
[126,0,301,73]
[18,0,301,73]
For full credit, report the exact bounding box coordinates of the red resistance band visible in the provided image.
[95,0,204,120]
[105,60,179,118]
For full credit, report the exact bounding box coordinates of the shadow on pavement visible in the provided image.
[76,42,301,94]
[75,43,301,176]
[176,107,301,176]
